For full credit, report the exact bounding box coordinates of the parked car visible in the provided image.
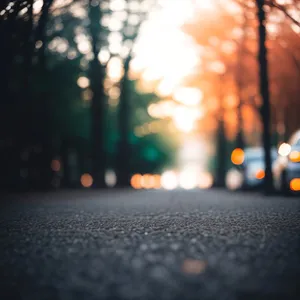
[226,147,277,190]
[273,130,300,194]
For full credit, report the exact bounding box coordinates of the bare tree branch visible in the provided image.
[267,0,300,27]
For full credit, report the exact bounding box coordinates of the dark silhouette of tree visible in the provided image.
[116,0,157,187]
[116,54,132,187]
[88,0,106,188]
[234,9,250,151]
[234,0,300,195]
[256,0,274,193]
[214,74,227,187]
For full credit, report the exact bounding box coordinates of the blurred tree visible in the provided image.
[88,0,106,188]
[182,2,247,186]
[129,83,179,175]
[183,0,300,192]
[256,0,274,193]
[116,0,157,187]
[252,0,299,193]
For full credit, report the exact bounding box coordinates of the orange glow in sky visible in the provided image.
[132,0,201,88]
[130,0,223,133]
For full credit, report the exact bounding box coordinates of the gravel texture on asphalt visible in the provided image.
[0,189,300,300]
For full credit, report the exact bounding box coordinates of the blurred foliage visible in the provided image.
[0,0,177,190]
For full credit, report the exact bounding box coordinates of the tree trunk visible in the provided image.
[89,1,106,188]
[236,93,245,150]
[35,0,54,67]
[214,74,227,188]
[0,2,21,191]
[34,0,54,190]
[214,118,227,188]
[235,11,247,150]
[256,0,274,194]
[116,56,131,187]
[24,0,34,88]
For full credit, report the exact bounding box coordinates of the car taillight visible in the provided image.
[289,151,300,163]
[255,169,265,180]
[290,179,300,191]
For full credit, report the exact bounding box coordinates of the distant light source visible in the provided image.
[141,174,154,189]
[77,76,90,89]
[153,175,161,189]
[161,171,178,190]
[231,148,245,165]
[289,151,300,163]
[174,87,203,106]
[33,0,43,14]
[198,172,213,189]
[105,170,117,187]
[98,49,110,65]
[35,40,43,49]
[173,107,195,133]
[131,174,143,189]
[255,169,265,180]
[290,178,300,191]
[278,143,291,157]
[226,169,243,190]
[81,173,93,188]
[51,159,61,172]
[179,169,198,190]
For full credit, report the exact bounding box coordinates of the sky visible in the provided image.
[129,0,218,179]
[131,0,201,96]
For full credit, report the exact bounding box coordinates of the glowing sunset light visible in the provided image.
[107,57,124,81]
[173,107,197,133]
[131,0,214,134]
[194,0,217,11]
[174,87,203,106]
[132,0,200,90]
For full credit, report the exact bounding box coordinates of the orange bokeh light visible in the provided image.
[51,159,61,172]
[255,169,265,180]
[289,151,300,163]
[131,174,161,190]
[290,178,300,192]
[80,173,93,188]
[131,174,143,189]
[231,148,245,165]
[153,175,161,189]
[141,174,154,189]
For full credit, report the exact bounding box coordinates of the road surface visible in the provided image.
[1,189,300,300]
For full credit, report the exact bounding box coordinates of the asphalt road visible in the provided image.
[1,189,300,300]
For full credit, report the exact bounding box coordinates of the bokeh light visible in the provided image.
[153,175,162,189]
[226,169,243,190]
[77,76,90,89]
[179,168,198,190]
[255,169,265,180]
[105,170,117,187]
[51,159,61,172]
[289,151,300,163]
[290,178,300,192]
[161,171,178,190]
[81,173,93,188]
[174,87,203,106]
[278,143,291,157]
[231,148,245,165]
[141,174,154,189]
[198,172,213,189]
[131,174,143,189]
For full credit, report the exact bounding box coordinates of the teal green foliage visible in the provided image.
[127,81,178,174]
